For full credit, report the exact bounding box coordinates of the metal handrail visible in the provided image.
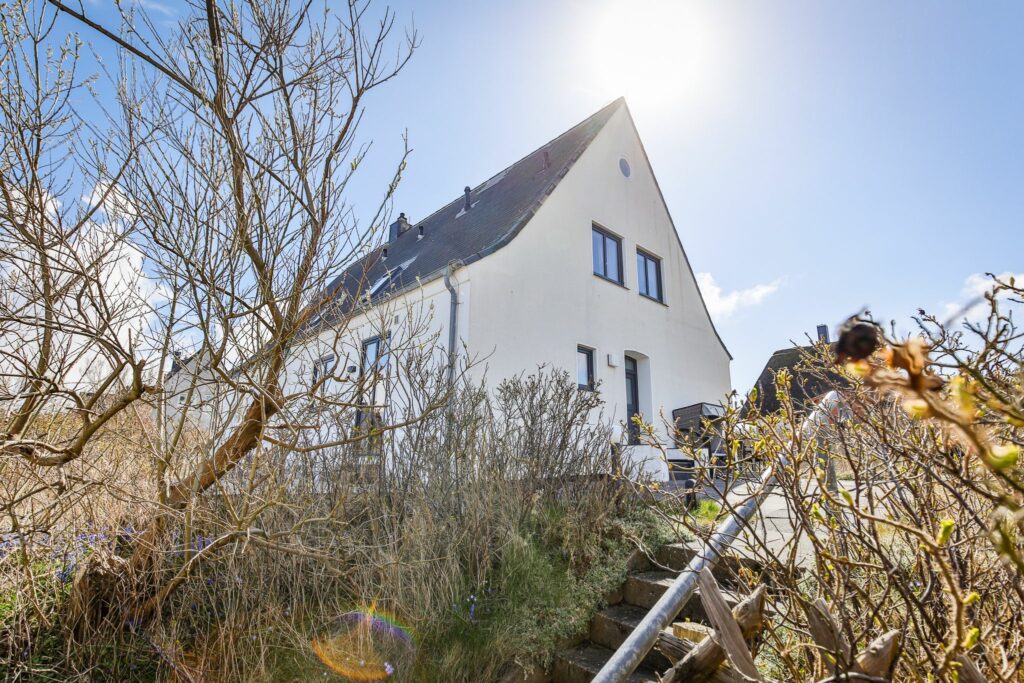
[591,457,784,682]
[592,391,842,682]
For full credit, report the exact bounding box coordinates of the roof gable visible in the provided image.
[316,98,626,321]
[614,106,732,360]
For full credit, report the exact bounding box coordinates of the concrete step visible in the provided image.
[656,543,761,588]
[588,603,672,671]
[623,571,739,621]
[551,642,659,683]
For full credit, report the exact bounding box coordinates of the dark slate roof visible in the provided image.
[742,343,847,417]
[314,98,626,324]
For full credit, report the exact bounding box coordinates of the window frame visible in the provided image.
[624,355,641,445]
[356,335,389,427]
[311,352,337,385]
[591,224,624,285]
[636,248,664,303]
[359,335,389,377]
[576,345,595,391]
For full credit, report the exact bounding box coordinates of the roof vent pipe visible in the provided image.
[463,186,472,212]
[417,225,424,240]
[817,324,829,343]
[543,150,551,170]
[381,247,388,260]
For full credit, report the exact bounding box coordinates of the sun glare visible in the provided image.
[582,0,722,112]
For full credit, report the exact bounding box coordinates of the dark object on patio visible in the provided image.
[672,403,725,450]
[680,477,698,509]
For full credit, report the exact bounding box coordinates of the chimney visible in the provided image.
[382,246,388,260]
[417,224,424,240]
[388,212,412,242]
[816,324,830,343]
[463,186,472,212]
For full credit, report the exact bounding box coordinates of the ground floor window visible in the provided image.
[577,345,595,390]
[312,353,336,385]
[355,334,389,429]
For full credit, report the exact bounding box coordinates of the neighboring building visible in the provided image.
[168,98,732,480]
[743,324,846,418]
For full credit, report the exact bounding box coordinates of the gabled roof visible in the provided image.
[742,343,846,417]
[316,98,626,321]
[305,97,731,363]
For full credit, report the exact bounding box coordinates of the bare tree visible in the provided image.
[0,0,463,644]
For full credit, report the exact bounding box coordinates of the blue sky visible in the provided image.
[73,0,1024,392]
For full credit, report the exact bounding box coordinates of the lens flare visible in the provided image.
[311,607,414,680]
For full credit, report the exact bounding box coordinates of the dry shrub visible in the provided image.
[2,369,657,681]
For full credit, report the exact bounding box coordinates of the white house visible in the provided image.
[169,98,732,481]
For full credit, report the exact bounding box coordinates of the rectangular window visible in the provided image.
[577,346,595,390]
[356,335,388,427]
[592,225,623,284]
[625,355,640,445]
[312,353,337,384]
[360,335,389,375]
[636,249,663,302]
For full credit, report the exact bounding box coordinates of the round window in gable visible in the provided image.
[619,157,631,178]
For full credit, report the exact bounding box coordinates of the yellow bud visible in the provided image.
[936,519,955,546]
[839,489,854,506]
[986,443,1020,470]
[964,591,980,606]
[950,375,975,416]
[903,398,932,419]
[845,360,871,378]
[962,626,979,650]
[811,503,825,524]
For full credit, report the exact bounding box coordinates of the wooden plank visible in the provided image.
[852,630,901,678]
[660,580,767,683]
[802,597,851,668]
[697,568,764,682]
[673,621,713,642]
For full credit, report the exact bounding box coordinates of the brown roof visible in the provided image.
[742,343,846,417]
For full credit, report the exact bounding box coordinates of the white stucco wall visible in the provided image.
[460,106,732,479]
[167,106,731,481]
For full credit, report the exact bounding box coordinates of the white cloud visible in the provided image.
[85,181,140,220]
[696,272,782,320]
[941,271,1023,322]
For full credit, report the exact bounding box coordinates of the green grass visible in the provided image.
[690,499,722,525]
[406,505,672,681]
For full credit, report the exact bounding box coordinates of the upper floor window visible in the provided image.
[577,345,595,390]
[592,225,623,284]
[636,249,663,302]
